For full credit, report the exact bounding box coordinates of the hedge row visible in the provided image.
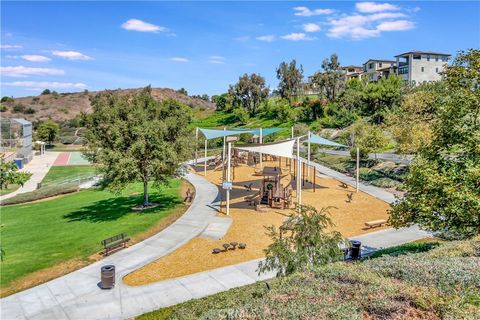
[1,183,79,206]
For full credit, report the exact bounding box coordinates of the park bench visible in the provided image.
[364,219,387,229]
[101,233,130,256]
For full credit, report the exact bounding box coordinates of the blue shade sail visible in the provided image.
[307,132,347,148]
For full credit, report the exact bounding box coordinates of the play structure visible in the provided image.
[194,127,356,215]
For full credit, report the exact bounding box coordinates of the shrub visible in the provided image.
[349,147,369,160]
[12,103,25,113]
[41,89,51,95]
[31,97,40,104]
[370,177,402,188]
[1,183,79,205]
[1,96,14,103]
[24,107,35,114]
[0,104,7,112]
[60,135,77,144]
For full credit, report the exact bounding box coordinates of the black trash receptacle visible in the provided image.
[350,240,362,259]
[100,265,115,289]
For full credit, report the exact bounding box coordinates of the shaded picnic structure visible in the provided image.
[194,127,355,214]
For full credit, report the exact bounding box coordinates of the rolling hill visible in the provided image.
[0,87,216,124]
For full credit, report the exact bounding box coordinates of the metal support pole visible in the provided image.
[307,131,311,177]
[259,128,263,169]
[297,137,301,211]
[222,127,226,182]
[302,162,305,186]
[291,126,294,139]
[356,147,360,193]
[204,139,207,176]
[313,166,316,192]
[226,142,232,215]
[195,127,198,165]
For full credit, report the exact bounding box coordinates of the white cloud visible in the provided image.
[52,50,92,60]
[21,55,51,63]
[281,32,316,41]
[293,6,334,16]
[3,81,87,89]
[1,66,65,77]
[121,19,166,33]
[377,20,415,31]
[0,44,22,49]
[327,10,414,39]
[170,57,189,62]
[368,12,407,21]
[256,35,275,42]
[356,2,399,13]
[208,56,226,64]
[303,23,321,32]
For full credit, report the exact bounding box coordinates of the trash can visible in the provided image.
[350,240,362,259]
[100,265,115,289]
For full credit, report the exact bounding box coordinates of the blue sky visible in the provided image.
[1,1,479,97]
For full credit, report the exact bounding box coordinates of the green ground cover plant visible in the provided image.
[137,237,480,319]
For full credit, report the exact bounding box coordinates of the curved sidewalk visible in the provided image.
[0,171,221,320]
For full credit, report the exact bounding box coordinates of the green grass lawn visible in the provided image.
[45,144,83,152]
[0,184,20,196]
[42,165,97,185]
[0,180,184,289]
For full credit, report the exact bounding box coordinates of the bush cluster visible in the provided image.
[1,183,79,206]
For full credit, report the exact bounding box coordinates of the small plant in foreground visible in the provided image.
[258,205,347,276]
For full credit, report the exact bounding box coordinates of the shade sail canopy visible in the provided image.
[247,128,285,137]
[198,128,252,140]
[307,132,347,148]
[234,139,296,159]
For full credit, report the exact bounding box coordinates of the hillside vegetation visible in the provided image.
[138,238,480,319]
[0,87,215,123]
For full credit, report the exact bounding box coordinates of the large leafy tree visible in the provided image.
[0,158,31,191]
[228,73,269,116]
[36,120,59,145]
[276,59,304,101]
[83,86,193,207]
[258,205,346,276]
[361,75,402,123]
[312,53,344,101]
[389,49,480,238]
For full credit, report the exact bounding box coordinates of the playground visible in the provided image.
[123,128,390,285]
[52,151,90,166]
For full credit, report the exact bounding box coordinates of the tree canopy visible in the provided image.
[389,49,480,238]
[36,120,59,145]
[83,86,193,207]
[228,73,269,116]
[0,158,31,191]
[276,59,304,101]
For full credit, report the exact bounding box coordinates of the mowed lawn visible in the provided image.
[0,179,184,289]
[42,165,97,184]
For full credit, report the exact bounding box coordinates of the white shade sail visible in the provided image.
[233,139,296,159]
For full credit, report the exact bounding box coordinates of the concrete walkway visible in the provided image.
[0,152,60,202]
[1,158,429,320]
[318,149,414,165]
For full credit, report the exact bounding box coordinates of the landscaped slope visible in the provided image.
[138,238,480,319]
[1,87,215,123]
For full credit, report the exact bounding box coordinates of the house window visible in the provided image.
[379,62,383,68]
[421,67,425,72]
[413,54,421,60]
[427,55,430,61]
[436,67,439,73]
[435,56,439,62]
[369,63,374,69]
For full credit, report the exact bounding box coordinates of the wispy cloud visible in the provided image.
[293,6,334,16]
[0,44,22,49]
[3,81,87,89]
[121,19,166,33]
[208,56,226,64]
[52,50,92,60]
[303,23,321,32]
[1,66,65,77]
[170,57,189,62]
[281,32,316,41]
[356,2,400,13]
[377,20,415,31]
[21,55,51,63]
[256,35,275,42]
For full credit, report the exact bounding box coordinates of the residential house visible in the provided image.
[361,59,397,81]
[395,51,451,84]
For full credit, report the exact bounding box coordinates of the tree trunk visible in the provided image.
[143,179,149,207]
